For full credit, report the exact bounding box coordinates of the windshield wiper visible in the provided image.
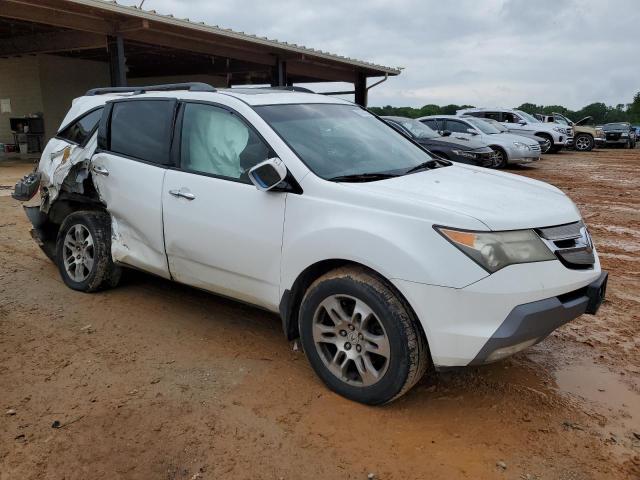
[404,159,448,174]
[328,172,399,182]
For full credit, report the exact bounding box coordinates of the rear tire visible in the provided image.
[574,133,594,152]
[56,210,121,292]
[298,266,429,405]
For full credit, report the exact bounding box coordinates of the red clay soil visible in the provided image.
[1,149,638,479]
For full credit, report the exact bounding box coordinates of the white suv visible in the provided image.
[15,83,607,405]
[458,107,573,153]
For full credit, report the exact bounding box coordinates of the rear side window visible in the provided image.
[58,108,103,145]
[109,100,175,165]
[445,120,470,134]
[421,119,441,130]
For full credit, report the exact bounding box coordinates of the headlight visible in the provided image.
[621,132,629,137]
[435,227,556,273]
[513,141,530,150]
[451,150,478,159]
[553,127,563,133]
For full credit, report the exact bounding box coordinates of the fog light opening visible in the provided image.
[485,338,539,363]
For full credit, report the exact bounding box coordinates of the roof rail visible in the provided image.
[268,86,315,93]
[85,82,216,96]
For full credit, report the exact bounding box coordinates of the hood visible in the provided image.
[575,116,593,126]
[418,135,490,151]
[346,165,581,230]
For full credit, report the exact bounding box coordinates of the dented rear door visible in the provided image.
[91,98,177,279]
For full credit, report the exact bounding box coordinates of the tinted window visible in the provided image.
[58,108,103,145]
[445,120,470,134]
[482,112,502,121]
[421,119,441,131]
[394,119,439,139]
[503,112,521,123]
[180,103,271,182]
[109,100,175,165]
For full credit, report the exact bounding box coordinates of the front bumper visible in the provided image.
[505,146,541,164]
[605,138,629,145]
[393,258,603,367]
[552,135,572,146]
[469,271,607,364]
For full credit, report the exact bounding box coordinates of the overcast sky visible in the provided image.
[144,0,638,109]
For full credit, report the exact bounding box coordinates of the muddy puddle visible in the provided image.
[554,357,640,453]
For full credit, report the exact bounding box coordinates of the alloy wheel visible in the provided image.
[575,136,591,151]
[312,294,390,387]
[540,139,552,153]
[63,224,95,282]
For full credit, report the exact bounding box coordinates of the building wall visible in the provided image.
[0,54,110,146]
[38,55,110,140]
[0,56,43,145]
[0,57,229,147]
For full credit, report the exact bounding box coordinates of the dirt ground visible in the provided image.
[0,148,638,480]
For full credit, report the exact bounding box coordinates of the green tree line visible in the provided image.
[370,91,640,125]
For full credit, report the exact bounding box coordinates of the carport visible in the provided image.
[0,0,399,147]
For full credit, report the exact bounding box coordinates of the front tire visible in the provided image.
[56,210,121,292]
[298,267,429,405]
[538,136,552,154]
[574,133,594,152]
[491,146,508,168]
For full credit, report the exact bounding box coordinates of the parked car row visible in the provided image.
[12,84,608,405]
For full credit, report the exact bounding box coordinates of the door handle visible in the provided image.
[92,165,109,176]
[169,188,196,201]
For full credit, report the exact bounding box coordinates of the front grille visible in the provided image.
[606,133,620,140]
[536,221,595,270]
[530,145,541,152]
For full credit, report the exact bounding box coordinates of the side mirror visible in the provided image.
[518,120,527,125]
[466,128,478,135]
[441,130,452,137]
[248,157,287,191]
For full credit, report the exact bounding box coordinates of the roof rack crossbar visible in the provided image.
[85,82,216,96]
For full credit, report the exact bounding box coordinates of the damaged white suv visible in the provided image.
[14,83,607,405]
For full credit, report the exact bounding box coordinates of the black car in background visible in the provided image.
[382,116,497,167]
[602,122,636,148]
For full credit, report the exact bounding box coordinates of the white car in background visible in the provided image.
[457,107,572,153]
[419,115,542,168]
[13,83,607,405]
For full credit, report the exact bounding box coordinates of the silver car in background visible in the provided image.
[419,115,542,168]
[476,117,552,153]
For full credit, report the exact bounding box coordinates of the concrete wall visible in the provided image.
[0,54,110,145]
[0,56,229,146]
[38,55,110,140]
[0,56,43,146]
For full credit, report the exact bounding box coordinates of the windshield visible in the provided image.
[479,118,509,132]
[514,110,540,123]
[255,104,434,179]
[552,114,570,126]
[466,117,501,134]
[393,118,440,139]
[603,123,629,131]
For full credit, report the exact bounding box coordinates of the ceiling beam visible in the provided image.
[0,30,105,56]
[0,0,114,34]
[123,26,276,66]
[287,60,355,83]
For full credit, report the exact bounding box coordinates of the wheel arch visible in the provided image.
[279,259,427,347]
[27,188,106,261]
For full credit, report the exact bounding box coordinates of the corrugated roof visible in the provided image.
[68,0,402,75]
